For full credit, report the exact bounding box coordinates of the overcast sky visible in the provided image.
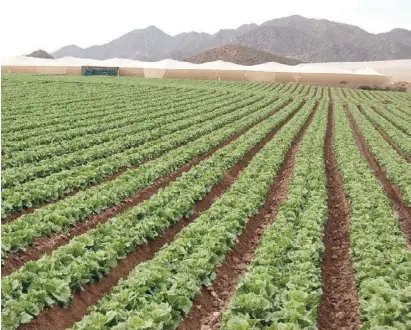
[1,0,410,58]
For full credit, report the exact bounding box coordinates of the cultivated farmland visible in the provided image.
[1,74,411,330]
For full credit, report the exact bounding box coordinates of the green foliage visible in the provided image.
[334,102,411,328]
[222,99,328,329]
[68,98,315,330]
[347,102,411,204]
[1,97,291,255]
[2,98,312,329]
[2,74,411,330]
[361,104,411,157]
[2,95,269,216]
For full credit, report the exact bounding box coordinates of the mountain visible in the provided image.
[26,49,54,59]
[169,32,215,60]
[52,16,411,62]
[184,44,302,66]
[234,15,411,62]
[53,27,174,61]
[88,26,174,61]
[51,45,87,59]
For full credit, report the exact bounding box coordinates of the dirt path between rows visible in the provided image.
[317,103,361,330]
[2,100,295,277]
[19,101,304,330]
[344,106,411,249]
[178,102,317,330]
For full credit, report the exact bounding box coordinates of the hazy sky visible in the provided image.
[1,0,410,58]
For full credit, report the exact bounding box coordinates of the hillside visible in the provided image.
[185,44,302,65]
[26,49,54,59]
[234,16,411,62]
[52,15,411,62]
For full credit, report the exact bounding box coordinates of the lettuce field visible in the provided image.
[1,74,411,330]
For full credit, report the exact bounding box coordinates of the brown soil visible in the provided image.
[317,104,361,330]
[359,106,411,163]
[344,106,411,249]
[2,101,294,277]
[19,101,303,330]
[2,207,37,224]
[178,101,317,330]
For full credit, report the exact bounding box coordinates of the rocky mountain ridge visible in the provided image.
[52,15,411,63]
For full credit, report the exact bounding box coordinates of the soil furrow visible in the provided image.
[18,101,304,330]
[2,102,296,277]
[177,102,318,330]
[360,106,411,163]
[317,103,361,330]
[344,105,411,249]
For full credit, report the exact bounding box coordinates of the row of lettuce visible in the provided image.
[3,81,331,217]
[359,105,411,158]
[1,96,296,255]
[2,79,215,122]
[3,80,326,152]
[2,96,410,329]
[3,77,407,166]
[333,103,410,328]
[328,86,411,106]
[371,104,411,136]
[1,94,270,217]
[2,88,214,151]
[2,75,410,329]
[69,97,315,330]
[130,76,411,105]
[2,83,175,131]
[222,98,329,329]
[223,101,411,329]
[2,92,242,182]
[346,102,411,204]
[2,81,130,116]
[1,98,315,329]
[69,99,409,329]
